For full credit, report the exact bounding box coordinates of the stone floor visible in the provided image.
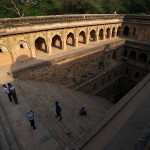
[0,79,113,150]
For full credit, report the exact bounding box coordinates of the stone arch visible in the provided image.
[112,27,115,37]
[133,27,136,36]
[99,28,104,40]
[137,28,145,40]
[0,45,12,66]
[93,83,97,90]
[137,53,147,65]
[78,31,86,44]
[17,40,29,50]
[108,74,111,81]
[123,26,129,36]
[0,45,8,52]
[114,71,117,78]
[112,51,116,60]
[66,32,75,46]
[117,26,121,36]
[125,68,129,74]
[101,78,104,86]
[35,37,47,52]
[129,51,136,61]
[51,35,62,49]
[106,28,110,39]
[135,72,139,78]
[89,29,96,41]
[124,49,127,57]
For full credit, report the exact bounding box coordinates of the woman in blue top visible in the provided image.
[27,109,36,130]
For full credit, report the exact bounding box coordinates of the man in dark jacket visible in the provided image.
[7,83,18,104]
[55,101,62,121]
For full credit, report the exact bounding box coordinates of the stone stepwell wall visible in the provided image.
[11,41,124,87]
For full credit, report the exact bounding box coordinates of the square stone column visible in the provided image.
[74,38,78,47]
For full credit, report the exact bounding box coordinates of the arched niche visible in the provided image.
[112,51,116,60]
[129,51,136,61]
[137,53,147,65]
[108,74,111,81]
[35,37,47,52]
[66,32,75,46]
[124,49,127,57]
[114,71,117,78]
[0,45,8,52]
[89,29,96,41]
[112,27,115,37]
[117,26,121,36]
[106,28,110,39]
[0,45,12,66]
[133,27,136,36]
[17,40,29,50]
[99,28,104,40]
[78,31,86,44]
[51,35,62,49]
[123,26,129,36]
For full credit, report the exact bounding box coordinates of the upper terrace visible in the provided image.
[0,14,150,35]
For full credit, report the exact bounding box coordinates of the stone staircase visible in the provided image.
[0,79,113,150]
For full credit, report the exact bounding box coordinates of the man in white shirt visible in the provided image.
[3,84,12,102]
[7,83,18,104]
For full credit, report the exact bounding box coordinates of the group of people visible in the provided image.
[3,83,87,130]
[3,83,18,104]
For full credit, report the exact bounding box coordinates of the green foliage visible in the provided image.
[0,0,149,18]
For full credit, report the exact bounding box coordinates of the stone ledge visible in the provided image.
[0,103,19,150]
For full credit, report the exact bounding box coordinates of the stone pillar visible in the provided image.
[74,28,79,47]
[62,30,66,51]
[103,28,106,41]
[74,38,78,47]
[46,32,52,55]
[28,34,36,58]
[114,32,117,38]
[30,46,36,58]
[7,37,14,63]
[62,39,66,50]
[95,27,99,42]
[85,27,89,44]
[109,28,112,40]
[46,45,52,55]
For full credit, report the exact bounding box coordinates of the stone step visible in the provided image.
[17,80,71,149]
[1,79,113,149]
[0,102,19,150]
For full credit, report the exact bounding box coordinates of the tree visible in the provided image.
[60,0,104,14]
[0,0,36,17]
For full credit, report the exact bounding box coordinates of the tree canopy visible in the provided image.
[0,0,149,18]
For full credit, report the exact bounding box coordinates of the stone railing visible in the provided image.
[0,14,124,28]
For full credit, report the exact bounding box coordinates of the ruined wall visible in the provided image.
[12,42,124,87]
[75,63,149,95]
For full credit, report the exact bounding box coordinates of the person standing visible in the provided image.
[27,109,36,130]
[7,83,18,104]
[55,101,62,121]
[3,84,12,102]
[79,107,87,116]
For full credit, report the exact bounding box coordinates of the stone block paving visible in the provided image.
[0,79,113,150]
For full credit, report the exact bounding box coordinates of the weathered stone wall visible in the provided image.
[12,42,124,86]
[0,14,150,67]
[75,63,149,95]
